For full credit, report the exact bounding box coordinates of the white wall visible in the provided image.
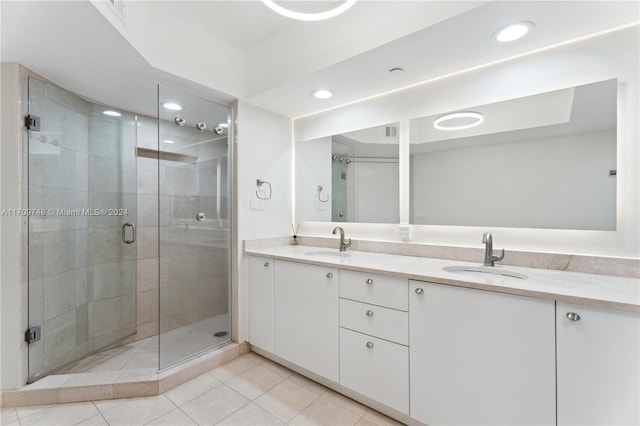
[411,131,616,230]
[237,102,292,342]
[295,137,332,223]
[0,63,26,391]
[294,25,640,258]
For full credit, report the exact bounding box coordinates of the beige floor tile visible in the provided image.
[209,357,258,383]
[0,408,18,426]
[358,408,405,426]
[287,373,328,396]
[146,408,197,425]
[18,402,99,426]
[290,396,362,426]
[239,352,267,365]
[179,385,250,425]
[322,389,369,416]
[216,402,283,426]
[253,379,319,423]
[164,373,223,406]
[93,398,127,413]
[259,359,294,379]
[99,395,176,425]
[226,365,286,400]
[74,413,109,425]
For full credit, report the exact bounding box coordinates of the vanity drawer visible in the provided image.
[340,299,408,345]
[340,327,409,414]
[340,270,408,311]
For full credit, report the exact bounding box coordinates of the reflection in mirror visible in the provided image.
[410,79,617,230]
[296,123,400,223]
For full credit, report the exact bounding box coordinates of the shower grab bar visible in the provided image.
[122,222,136,244]
[256,179,272,200]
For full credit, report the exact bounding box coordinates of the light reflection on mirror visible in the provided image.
[296,123,400,224]
[409,79,617,230]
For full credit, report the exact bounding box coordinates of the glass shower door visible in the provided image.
[27,77,137,381]
[158,86,232,369]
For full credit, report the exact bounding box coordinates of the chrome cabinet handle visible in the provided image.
[566,312,581,321]
[415,288,424,294]
[326,272,333,278]
[122,222,136,244]
[366,342,374,349]
[365,279,373,285]
[365,310,374,317]
[264,262,270,267]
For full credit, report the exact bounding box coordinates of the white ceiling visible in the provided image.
[1,1,638,120]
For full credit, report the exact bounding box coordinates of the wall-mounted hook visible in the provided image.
[256,179,272,200]
[317,185,329,202]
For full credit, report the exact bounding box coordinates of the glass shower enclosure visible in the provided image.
[26,77,232,381]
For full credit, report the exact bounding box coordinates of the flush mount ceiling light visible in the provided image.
[312,89,333,99]
[103,110,122,117]
[494,21,535,42]
[163,102,183,111]
[261,0,357,21]
[434,111,484,131]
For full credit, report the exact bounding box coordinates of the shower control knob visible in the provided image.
[196,121,207,131]
[196,212,206,221]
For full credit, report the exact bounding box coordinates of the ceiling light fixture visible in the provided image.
[312,89,333,99]
[261,0,357,21]
[389,67,404,74]
[494,21,535,43]
[103,110,122,117]
[163,102,183,111]
[163,139,175,144]
[434,111,484,131]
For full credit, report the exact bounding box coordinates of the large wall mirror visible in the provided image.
[296,123,399,223]
[409,79,617,230]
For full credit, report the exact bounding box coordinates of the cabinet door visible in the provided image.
[557,302,640,425]
[340,328,409,414]
[248,256,274,352]
[274,260,339,381]
[409,281,555,426]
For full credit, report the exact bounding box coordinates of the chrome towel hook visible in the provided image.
[256,179,272,200]
[317,185,329,202]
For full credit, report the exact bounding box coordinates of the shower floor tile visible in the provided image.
[7,352,402,426]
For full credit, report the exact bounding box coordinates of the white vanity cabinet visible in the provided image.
[556,302,640,425]
[409,280,556,426]
[273,260,340,382]
[339,271,409,414]
[247,256,274,352]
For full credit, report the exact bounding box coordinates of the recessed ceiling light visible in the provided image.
[261,0,357,21]
[434,112,484,131]
[494,21,535,43]
[103,110,122,117]
[163,102,183,111]
[163,139,175,144]
[312,89,333,99]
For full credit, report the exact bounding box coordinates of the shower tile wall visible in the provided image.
[134,116,230,344]
[27,78,137,380]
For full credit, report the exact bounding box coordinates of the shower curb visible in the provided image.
[1,342,249,408]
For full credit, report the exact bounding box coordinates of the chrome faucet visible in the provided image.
[332,226,352,252]
[482,232,504,267]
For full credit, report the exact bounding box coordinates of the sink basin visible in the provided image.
[303,250,352,258]
[443,265,528,280]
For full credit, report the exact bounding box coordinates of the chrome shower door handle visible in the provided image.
[122,222,136,244]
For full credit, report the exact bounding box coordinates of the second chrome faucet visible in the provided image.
[482,232,505,267]
[332,226,352,252]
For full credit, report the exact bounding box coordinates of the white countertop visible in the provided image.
[245,245,640,312]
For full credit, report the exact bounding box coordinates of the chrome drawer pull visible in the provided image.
[326,272,333,278]
[365,278,373,285]
[566,312,581,321]
[366,342,374,349]
[365,310,374,317]
[415,288,424,294]
[264,262,270,267]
